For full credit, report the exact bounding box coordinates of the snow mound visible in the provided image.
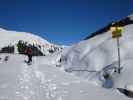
[61,17,133,89]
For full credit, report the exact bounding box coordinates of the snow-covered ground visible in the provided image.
[0,54,131,100]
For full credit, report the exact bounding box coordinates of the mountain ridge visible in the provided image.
[84,14,133,40]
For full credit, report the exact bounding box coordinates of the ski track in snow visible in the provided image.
[15,58,66,100]
[0,55,71,100]
[15,64,37,100]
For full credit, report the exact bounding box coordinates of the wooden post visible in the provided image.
[117,37,121,74]
[110,25,122,74]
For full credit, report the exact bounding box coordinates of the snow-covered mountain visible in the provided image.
[0,28,62,55]
[61,14,133,94]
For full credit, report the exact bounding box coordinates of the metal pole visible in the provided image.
[117,37,121,74]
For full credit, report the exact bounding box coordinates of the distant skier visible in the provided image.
[25,47,33,64]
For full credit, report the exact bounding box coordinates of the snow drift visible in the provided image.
[61,14,133,90]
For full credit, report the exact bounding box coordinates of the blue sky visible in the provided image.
[0,0,133,45]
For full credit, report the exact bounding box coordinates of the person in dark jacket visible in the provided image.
[25,47,32,63]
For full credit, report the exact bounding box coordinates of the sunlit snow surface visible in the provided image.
[0,54,132,100]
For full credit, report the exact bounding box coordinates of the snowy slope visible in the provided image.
[61,15,133,90]
[0,28,62,55]
[0,54,132,100]
[0,28,49,48]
